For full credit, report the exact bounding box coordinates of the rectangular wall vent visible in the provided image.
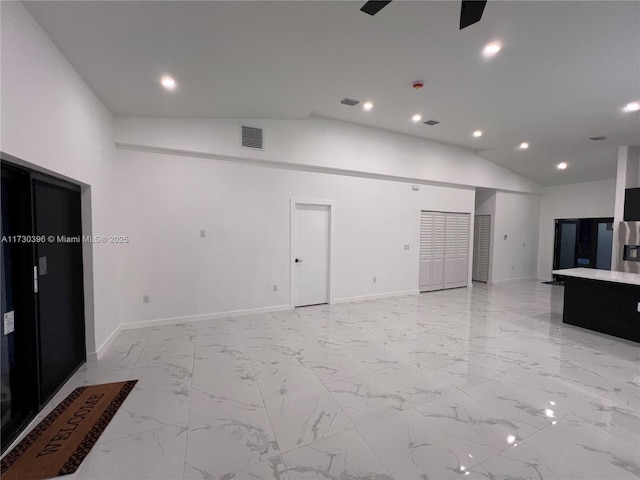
[241,125,264,150]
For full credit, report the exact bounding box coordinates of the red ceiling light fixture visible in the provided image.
[412,81,424,90]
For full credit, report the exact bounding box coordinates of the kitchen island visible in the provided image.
[552,267,640,343]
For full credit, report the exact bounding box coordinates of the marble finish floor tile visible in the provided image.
[253,360,324,400]
[530,413,640,479]
[9,280,638,480]
[467,436,592,480]
[138,339,196,363]
[280,428,392,480]
[416,390,529,463]
[374,362,458,407]
[357,408,480,479]
[325,372,410,425]
[77,423,188,480]
[185,404,279,479]
[264,385,352,452]
[304,348,372,384]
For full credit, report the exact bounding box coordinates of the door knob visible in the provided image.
[295,258,302,263]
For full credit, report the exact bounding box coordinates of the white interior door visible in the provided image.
[293,204,330,307]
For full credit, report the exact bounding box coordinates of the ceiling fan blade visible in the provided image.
[360,1,393,16]
[460,0,487,29]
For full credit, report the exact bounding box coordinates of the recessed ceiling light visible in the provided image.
[160,75,177,91]
[473,130,483,137]
[482,42,502,57]
[412,114,422,123]
[557,162,568,170]
[363,101,373,111]
[519,142,529,150]
[623,101,640,113]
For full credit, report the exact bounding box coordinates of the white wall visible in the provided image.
[112,115,544,324]
[115,148,475,324]
[537,179,616,280]
[0,2,117,354]
[114,116,545,195]
[492,191,541,283]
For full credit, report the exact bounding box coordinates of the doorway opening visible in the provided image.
[290,199,334,307]
[553,217,614,274]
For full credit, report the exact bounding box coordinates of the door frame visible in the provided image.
[1,153,95,358]
[290,198,335,307]
[1,157,87,450]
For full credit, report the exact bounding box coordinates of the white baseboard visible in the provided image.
[333,289,419,304]
[120,304,293,331]
[93,304,293,359]
[491,276,536,285]
[94,322,125,359]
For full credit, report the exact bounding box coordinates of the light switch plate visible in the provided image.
[404,244,410,250]
[4,311,14,335]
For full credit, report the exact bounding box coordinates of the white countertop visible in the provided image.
[552,268,640,286]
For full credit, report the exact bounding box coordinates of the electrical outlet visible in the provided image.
[143,295,149,304]
[512,266,515,271]
[273,285,278,292]
[404,244,410,250]
[200,230,206,238]
[522,242,526,247]
[373,277,377,283]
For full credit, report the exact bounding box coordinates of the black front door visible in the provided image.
[1,166,39,449]
[0,160,86,450]
[33,177,85,404]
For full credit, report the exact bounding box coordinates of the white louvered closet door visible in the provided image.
[420,211,470,292]
[473,218,480,280]
[472,215,490,283]
[419,212,433,291]
[432,213,446,289]
[443,213,458,288]
[455,213,470,287]
[419,211,446,291]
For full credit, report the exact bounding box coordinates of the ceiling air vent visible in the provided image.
[241,125,264,150]
[589,136,607,141]
[340,98,360,106]
[423,119,440,126]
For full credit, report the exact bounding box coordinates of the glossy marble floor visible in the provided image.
[19,281,640,479]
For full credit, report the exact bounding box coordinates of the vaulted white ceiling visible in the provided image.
[23,1,640,186]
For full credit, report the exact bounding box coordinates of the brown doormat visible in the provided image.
[1,380,137,480]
